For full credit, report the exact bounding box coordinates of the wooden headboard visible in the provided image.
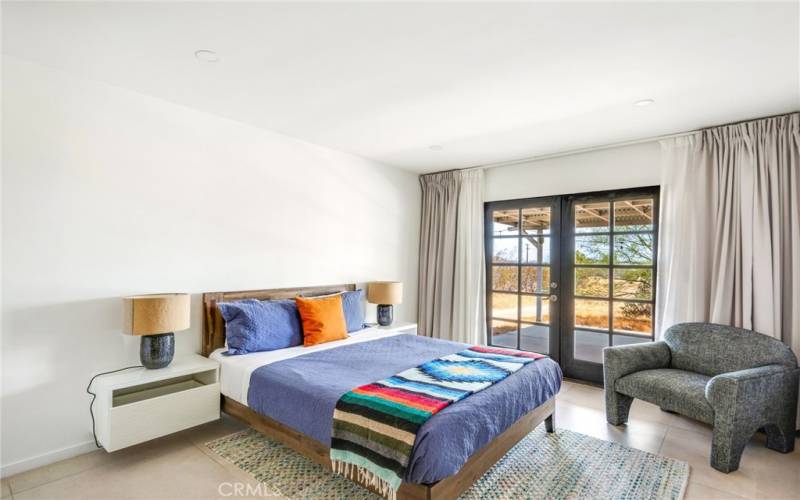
[202,284,357,356]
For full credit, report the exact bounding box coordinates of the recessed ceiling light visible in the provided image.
[194,50,219,63]
[429,145,443,151]
[634,98,655,107]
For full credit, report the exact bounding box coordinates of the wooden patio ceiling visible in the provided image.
[493,200,653,231]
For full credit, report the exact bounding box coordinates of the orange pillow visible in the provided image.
[295,294,348,346]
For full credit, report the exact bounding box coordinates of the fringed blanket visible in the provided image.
[330,345,545,499]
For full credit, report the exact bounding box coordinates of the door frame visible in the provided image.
[484,186,660,384]
[559,186,660,383]
[483,196,562,363]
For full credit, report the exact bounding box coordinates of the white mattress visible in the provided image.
[210,327,408,405]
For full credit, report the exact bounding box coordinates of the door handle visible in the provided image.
[549,294,558,302]
[550,282,558,289]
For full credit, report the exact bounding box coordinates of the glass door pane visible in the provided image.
[562,190,658,384]
[485,200,559,356]
[610,197,656,351]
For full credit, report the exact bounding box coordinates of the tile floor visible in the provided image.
[2,380,798,499]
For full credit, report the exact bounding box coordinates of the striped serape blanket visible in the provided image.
[330,345,545,499]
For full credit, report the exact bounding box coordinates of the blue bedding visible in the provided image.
[246,334,562,484]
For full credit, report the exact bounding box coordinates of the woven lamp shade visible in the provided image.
[122,293,190,336]
[367,282,403,305]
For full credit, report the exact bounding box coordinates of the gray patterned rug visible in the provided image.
[206,427,689,499]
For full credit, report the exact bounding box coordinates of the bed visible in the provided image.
[202,284,562,500]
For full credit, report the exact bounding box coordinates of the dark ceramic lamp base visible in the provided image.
[377,304,394,326]
[140,332,175,369]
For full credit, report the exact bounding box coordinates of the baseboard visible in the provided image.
[0,440,99,478]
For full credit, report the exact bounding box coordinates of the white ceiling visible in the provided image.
[3,2,799,173]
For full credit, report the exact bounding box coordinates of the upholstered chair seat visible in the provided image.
[603,323,799,473]
[615,369,715,424]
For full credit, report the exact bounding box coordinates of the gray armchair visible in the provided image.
[603,322,799,473]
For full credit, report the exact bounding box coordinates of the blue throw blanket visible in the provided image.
[330,346,546,498]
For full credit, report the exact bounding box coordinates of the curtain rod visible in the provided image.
[462,130,694,172]
[457,110,798,173]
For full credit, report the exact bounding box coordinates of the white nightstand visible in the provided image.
[90,355,220,452]
[375,321,417,335]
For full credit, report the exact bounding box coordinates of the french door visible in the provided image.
[484,187,659,384]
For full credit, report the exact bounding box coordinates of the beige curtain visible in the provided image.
[655,134,714,331]
[418,169,485,343]
[657,113,800,426]
[705,116,800,341]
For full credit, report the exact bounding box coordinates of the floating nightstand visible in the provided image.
[90,355,220,452]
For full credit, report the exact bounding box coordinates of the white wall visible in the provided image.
[485,141,661,202]
[0,57,421,475]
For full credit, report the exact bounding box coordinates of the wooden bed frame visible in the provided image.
[202,284,556,500]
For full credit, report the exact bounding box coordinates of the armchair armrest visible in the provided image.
[704,365,799,472]
[603,341,671,385]
[705,364,791,408]
[602,341,670,425]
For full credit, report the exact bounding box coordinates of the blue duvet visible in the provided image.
[247,334,562,484]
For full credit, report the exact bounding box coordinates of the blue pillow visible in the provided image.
[342,289,366,333]
[218,299,302,355]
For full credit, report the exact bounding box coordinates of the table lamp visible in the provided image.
[367,281,403,326]
[122,293,190,369]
